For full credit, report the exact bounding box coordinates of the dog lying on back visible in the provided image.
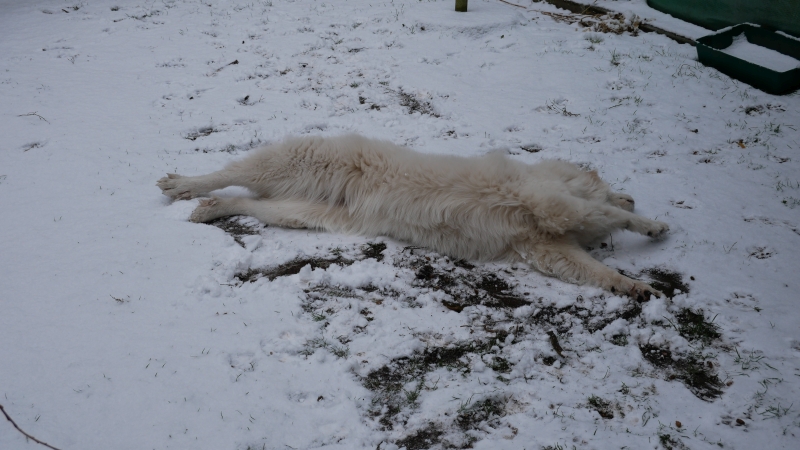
[158,134,668,299]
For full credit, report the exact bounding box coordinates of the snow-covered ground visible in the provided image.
[2,1,799,449]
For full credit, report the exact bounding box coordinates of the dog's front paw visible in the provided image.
[609,278,663,301]
[609,193,635,212]
[190,198,220,223]
[645,220,669,239]
[628,280,663,302]
[157,173,196,200]
[629,218,669,239]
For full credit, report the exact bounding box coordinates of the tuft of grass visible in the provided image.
[362,339,507,431]
[587,395,615,419]
[299,337,327,356]
[610,334,629,346]
[330,344,350,359]
[299,337,349,359]
[758,402,792,419]
[782,197,800,209]
[456,397,507,430]
[394,88,439,117]
[394,425,443,450]
[610,49,621,66]
[674,309,720,344]
[733,347,766,372]
[543,444,567,450]
[658,432,690,450]
[585,33,604,44]
[127,10,162,21]
[403,381,424,405]
[490,356,512,374]
[545,99,580,117]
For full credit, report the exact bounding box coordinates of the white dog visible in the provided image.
[158,134,668,299]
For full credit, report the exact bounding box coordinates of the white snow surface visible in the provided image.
[1,1,799,450]
[721,33,800,72]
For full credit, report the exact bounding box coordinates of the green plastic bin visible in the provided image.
[696,24,800,94]
[647,0,800,38]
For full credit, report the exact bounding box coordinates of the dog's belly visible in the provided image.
[341,206,518,262]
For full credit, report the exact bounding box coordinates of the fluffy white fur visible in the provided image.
[158,134,669,299]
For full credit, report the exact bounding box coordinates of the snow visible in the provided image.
[720,33,800,72]
[1,1,800,450]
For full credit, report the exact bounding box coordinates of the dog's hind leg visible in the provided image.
[526,238,662,299]
[157,171,237,200]
[189,197,349,230]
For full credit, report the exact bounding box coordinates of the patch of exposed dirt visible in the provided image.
[640,344,723,401]
[587,394,622,419]
[363,340,514,448]
[184,125,223,141]
[362,241,387,261]
[209,216,264,247]
[409,257,530,311]
[394,424,444,450]
[519,143,543,153]
[640,268,689,297]
[235,255,354,283]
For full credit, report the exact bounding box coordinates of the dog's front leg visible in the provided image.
[157,170,236,200]
[526,238,662,300]
[586,205,669,238]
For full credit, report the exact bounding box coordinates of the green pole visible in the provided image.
[455,0,467,12]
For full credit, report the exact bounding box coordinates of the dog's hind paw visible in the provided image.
[190,198,220,223]
[157,173,196,200]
